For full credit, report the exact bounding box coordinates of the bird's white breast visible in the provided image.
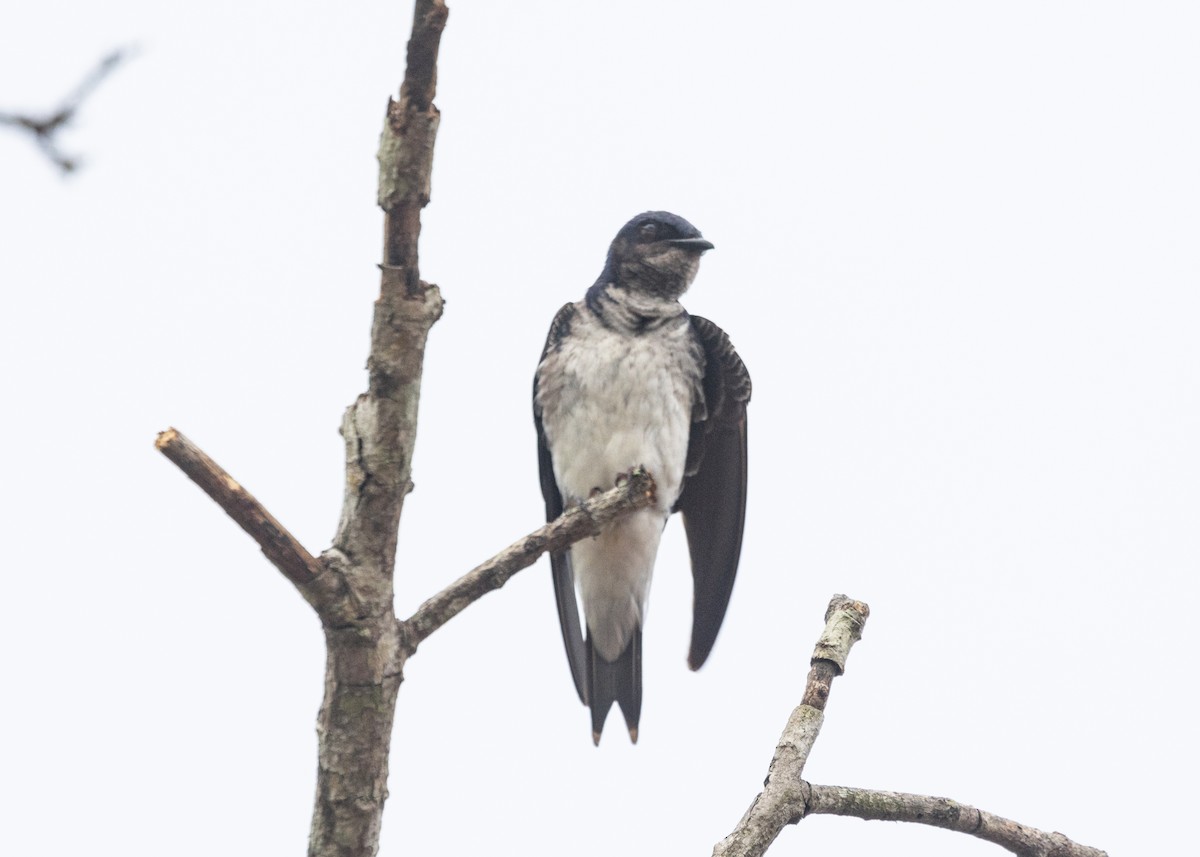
[536,302,700,659]
[539,308,696,509]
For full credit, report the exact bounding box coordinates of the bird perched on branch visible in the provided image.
[533,211,751,744]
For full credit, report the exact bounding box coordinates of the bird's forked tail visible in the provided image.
[586,630,642,745]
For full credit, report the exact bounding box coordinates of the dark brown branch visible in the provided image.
[805,785,1108,857]
[404,469,657,647]
[713,595,870,857]
[154,428,342,612]
[0,48,131,173]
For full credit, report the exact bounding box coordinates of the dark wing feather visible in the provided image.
[533,303,588,704]
[676,315,751,670]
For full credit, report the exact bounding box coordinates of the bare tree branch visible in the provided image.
[404,468,657,646]
[714,595,869,857]
[154,4,448,853]
[0,49,131,173]
[714,597,1107,857]
[305,5,449,852]
[804,785,1108,857]
[154,428,348,614]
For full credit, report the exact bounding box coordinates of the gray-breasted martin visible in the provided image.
[533,211,751,744]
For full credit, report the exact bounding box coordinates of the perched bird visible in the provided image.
[533,211,751,744]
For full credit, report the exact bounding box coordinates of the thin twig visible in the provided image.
[805,785,1108,857]
[0,48,132,173]
[404,468,657,647]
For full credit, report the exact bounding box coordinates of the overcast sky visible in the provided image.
[3,2,1196,855]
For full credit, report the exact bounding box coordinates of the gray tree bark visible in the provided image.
[714,596,1106,857]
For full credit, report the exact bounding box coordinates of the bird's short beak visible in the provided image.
[666,237,715,253]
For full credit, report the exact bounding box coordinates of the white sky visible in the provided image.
[3,2,1196,854]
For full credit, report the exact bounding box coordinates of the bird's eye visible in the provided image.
[639,222,658,241]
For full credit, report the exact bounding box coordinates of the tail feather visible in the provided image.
[586,630,642,745]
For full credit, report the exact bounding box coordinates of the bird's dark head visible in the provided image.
[600,211,714,300]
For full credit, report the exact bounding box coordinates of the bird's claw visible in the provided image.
[614,466,645,487]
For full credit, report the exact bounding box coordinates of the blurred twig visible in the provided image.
[0,48,132,173]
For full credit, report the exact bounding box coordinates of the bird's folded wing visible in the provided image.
[534,303,588,704]
[676,314,751,671]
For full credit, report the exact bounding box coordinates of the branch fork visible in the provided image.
[714,596,1106,857]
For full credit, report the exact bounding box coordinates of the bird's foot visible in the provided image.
[614,465,645,487]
